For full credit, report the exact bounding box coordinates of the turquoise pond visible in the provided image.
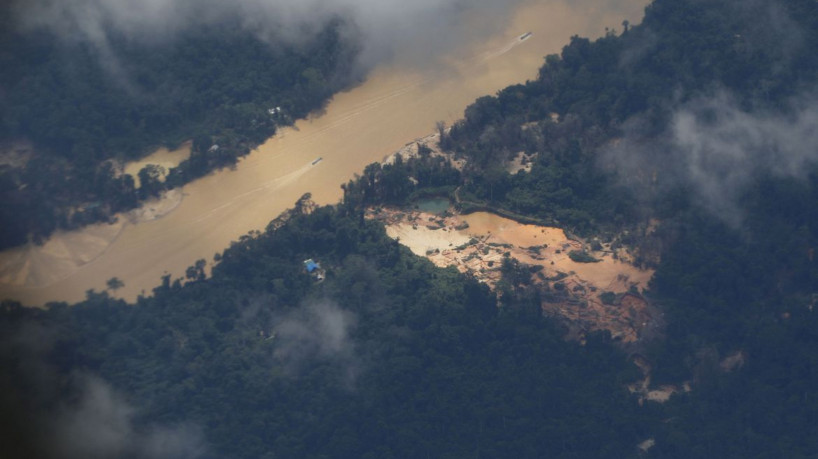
[415,198,450,215]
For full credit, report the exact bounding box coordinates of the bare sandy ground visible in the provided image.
[638,438,656,453]
[126,189,185,223]
[0,0,649,306]
[383,132,467,171]
[0,189,184,290]
[0,140,34,168]
[122,141,192,187]
[0,219,126,289]
[628,354,693,406]
[385,223,472,256]
[505,151,535,174]
[368,207,655,342]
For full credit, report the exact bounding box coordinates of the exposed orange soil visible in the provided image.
[0,0,648,306]
[367,206,656,342]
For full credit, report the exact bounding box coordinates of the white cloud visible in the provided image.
[50,374,207,459]
[602,90,818,225]
[670,92,818,222]
[273,300,359,382]
[10,0,523,71]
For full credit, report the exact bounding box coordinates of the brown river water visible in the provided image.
[0,0,646,305]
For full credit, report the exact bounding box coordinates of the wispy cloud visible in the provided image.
[603,90,818,225]
[600,0,815,225]
[273,299,360,383]
[9,0,527,72]
[50,374,207,459]
[0,319,207,459]
[671,92,818,221]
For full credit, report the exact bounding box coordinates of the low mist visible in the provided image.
[0,319,207,459]
[9,0,529,72]
[273,300,360,383]
[51,374,207,459]
[603,90,818,226]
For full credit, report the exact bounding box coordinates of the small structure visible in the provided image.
[304,259,319,273]
[303,259,325,281]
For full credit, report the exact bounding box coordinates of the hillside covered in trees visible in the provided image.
[3,0,818,457]
[1,204,652,458]
[0,6,358,249]
[441,0,818,235]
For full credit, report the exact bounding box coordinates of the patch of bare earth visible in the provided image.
[367,206,656,343]
[0,140,34,169]
[505,151,536,174]
[381,132,466,171]
[627,354,693,406]
[126,188,185,223]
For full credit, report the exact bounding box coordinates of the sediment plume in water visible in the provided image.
[0,0,647,306]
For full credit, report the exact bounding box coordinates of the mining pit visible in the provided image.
[367,206,656,342]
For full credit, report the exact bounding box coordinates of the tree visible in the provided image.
[436,120,449,150]
[186,259,207,281]
[137,164,166,199]
[484,165,507,203]
[106,277,124,291]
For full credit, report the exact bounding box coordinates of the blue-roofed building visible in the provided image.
[303,259,324,281]
[304,259,319,273]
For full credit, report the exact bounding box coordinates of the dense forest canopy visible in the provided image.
[444,0,818,235]
[0,0,528,250]
[1,206,651,458]
[0,5,359,249]
[3,0,818,457]
[436,0,818,455]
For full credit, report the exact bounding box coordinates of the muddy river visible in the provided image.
[0,0,646,305]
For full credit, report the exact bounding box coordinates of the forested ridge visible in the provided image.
[439,0,818,237]
[1,204,652,458]
[435,0,818,454]
[0,8,358,249]
[3,0,818,457]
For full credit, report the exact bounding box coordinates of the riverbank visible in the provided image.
[0,0,648,306]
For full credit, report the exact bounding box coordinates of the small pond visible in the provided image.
[415,198,451,215]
